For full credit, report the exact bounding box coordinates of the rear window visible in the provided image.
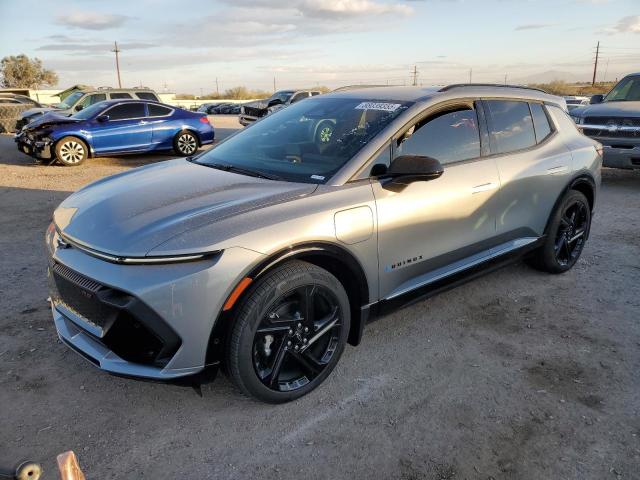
[530,103,553,143]
[110,93,132,99]
[106,103,146,120]
[136,92,159,101]
[148,104,172,117]
[485,100,536,154]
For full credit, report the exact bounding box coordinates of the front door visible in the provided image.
[90,102,152,154]
[372,102,502,300]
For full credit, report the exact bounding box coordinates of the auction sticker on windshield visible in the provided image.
[355,102,401,112]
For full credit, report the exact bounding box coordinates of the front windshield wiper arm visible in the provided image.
[203,162,283,181]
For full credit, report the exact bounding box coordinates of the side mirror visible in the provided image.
[386,155,444,183]
[267,98,283,108]
[96,114,109,123]
[74,105,83,112]
[590,94,604,105]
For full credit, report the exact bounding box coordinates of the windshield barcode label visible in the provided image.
[355,102,401,112]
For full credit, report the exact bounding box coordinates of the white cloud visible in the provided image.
[55,12,130,30]
[298,0,412,18]
[613,15,640,34]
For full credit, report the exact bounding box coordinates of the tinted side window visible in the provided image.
[395,107,481,164]
[136,92,159,101]
[530,103,552,143]
[486,100,536,154]
[78,93,107,108]
[106,103,145,120]
[110,92,132,99]
[148,104,172,117]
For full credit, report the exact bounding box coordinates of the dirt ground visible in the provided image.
[0,126,638,479]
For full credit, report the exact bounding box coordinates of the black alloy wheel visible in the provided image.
[228,261,350,403]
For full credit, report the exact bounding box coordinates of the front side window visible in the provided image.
[148,104,172,117]
[110,92,133,99]
[105,103,145,120]
[485,100,536,154]
[196,97,412,183]
[395,107,481,165]
[78,93,107,109]
[530,103,553,143]
[71,101,109,120]
[56,91,84,109]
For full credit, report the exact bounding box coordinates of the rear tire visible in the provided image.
[173,130,199,156]
[227,260,350,403]
[55,136,88,166]
[528,190,591,273]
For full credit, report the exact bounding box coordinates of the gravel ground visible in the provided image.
[0,128,638,480]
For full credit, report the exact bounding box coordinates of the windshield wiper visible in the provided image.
[203,162,283,181]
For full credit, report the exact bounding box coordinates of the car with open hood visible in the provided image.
[16,99,214,165]
[47,84,600,403]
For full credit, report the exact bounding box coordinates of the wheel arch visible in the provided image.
[544,173,596,237]
[205,242,371,367]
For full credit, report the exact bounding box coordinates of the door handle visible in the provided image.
[547,165,568,175]
[471,182,497,194]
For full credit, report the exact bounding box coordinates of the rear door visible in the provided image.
[372,100,503,300]
[89,102,153,153]
[483,99,572,239]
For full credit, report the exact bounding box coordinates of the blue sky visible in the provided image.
[0,0,638,94]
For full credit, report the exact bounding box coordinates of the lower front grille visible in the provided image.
[50,262,182,367]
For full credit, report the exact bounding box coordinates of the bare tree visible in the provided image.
[1,54,58,89]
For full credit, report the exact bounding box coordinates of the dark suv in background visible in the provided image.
[570,72,640,170]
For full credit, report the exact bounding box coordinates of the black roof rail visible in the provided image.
[439,83,549,94]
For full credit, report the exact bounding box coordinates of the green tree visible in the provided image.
[0,54,58,89]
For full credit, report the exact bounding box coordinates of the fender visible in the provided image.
[51,130,94,157]
[543,172,597,237]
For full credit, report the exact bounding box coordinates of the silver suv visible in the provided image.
[18,88,160,128]
[47,85,601,403]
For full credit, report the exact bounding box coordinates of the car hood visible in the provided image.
[54,159,317,257]
[20,106,61,118]
[24,112,81,131]
[572,101,640,117]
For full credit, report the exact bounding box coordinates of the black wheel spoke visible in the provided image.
[299,285,316,326]
[289,351,323,379]
[256,321,296,334]
[264,337,288,388]
[314,306,339,332]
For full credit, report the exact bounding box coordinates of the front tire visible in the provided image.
[55,136,88,166]
[528,190,591,273]
[227,260,351,403]
[173,130,198,156]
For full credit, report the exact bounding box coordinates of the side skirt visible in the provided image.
[367,236,545,320]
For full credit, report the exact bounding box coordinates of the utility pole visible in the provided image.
[504,74,508,85]
[592,41,600,86]
[411,65,418,86]
[469,68,473,83]
[111,41,122,88]
[215,77,219,95]
[273,77,276,93]
[603,58,610,83]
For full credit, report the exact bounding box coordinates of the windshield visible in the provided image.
[196,97,412,183]
[271,91,295,104]
[55,91,84,109]
[71,101,109,120]
[604,76,640,102]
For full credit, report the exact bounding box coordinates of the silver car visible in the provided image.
[47,85,602,403]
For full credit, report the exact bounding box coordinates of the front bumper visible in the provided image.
[15,132,53,159]
[600,142,640,169]
[47,229,265,380]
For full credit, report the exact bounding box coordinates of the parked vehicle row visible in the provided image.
[197,102,243,115]
[15,99,214,165]
[239,89,322,126]
[46,84,601,402]
[0,93,44,133]
[570,72,640,170]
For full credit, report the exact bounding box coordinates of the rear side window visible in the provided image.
[136,92,159,101]
[78,93,106,108]
[110,92,132,99]
[106,103,145,120]
[395,107,481,164]
[530,103,553,143]
[485,100,536,154]
[148,104,172,117]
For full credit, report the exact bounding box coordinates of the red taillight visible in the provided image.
[199,116,210,124]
